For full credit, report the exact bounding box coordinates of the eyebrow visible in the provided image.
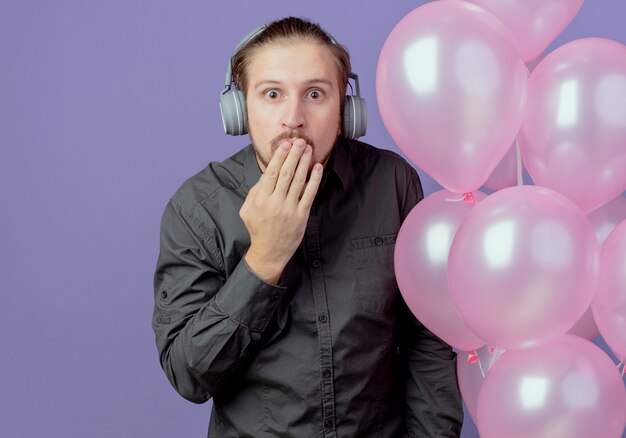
[253,78,334,90]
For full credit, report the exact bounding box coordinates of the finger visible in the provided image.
[298,163,323,211]
[240,183,254,218]
[287,145,312,201]
[258,141,292,197]
[248,177,261,197]
[241,176,260,205]
[273,138,307,196]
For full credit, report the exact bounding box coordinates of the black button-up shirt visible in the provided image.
[153,139,463,437]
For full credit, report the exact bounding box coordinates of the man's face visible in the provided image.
[245,41,342,173]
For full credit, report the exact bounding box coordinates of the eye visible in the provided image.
[264,89,280,100]
[308,89,322,99]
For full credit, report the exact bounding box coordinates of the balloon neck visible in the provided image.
[467,350,479,364]
[463,192,475,203]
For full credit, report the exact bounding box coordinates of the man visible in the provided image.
[153,16,462,437]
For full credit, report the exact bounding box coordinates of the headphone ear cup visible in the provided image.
[220,89,248,135]
[342,95,367,140]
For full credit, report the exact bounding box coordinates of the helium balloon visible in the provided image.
[457,345,505,422]
[395,190,486,350]
[448,185,599,349]
[377,0,527,193]
[466,0,584,62]
[519,38,626,213]
[592,219,626,363]
[477,335,626,438]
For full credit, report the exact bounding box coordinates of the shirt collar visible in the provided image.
[327,137,350,190]
[243,144,262,190]
[242,138,351,191]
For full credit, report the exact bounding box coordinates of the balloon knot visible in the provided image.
[463,192,475,203]
[467,350,479,364]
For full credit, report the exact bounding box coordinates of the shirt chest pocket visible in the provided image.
[350,233,398,315]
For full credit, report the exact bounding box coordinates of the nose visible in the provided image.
[282,97,305,130]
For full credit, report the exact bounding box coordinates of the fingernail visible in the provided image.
[281,142,291,150]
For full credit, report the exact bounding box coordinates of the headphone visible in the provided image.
[219,24,367,139]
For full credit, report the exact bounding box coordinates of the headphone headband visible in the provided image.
[222,25,268,96]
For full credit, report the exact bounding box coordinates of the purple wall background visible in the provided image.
[1,1,624,436]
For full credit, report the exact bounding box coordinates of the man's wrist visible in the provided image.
[244,249,285,285]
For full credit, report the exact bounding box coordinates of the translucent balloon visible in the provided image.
[465,0,584,62]
[448,185,600,349]
[592,219,626,362]
[519,38,626,213]
[566,306,599,340]
[457,345,505,422]
[476,335,626,438]
[377,0,527,193]
[482,141,520,191]
[587,195,626,244]
[571,196,626,341]
[395,190,485,350]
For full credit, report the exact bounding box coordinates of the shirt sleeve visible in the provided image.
[401,304,464,437]
[152,199,286,403]
[398,163,464,436]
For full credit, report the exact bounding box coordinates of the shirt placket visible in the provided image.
[305,211,337,438]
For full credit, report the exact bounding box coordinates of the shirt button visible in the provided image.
[374,236,384,246]
[270,294,280,303]
[322,368,331,378]
[161,291,168,299]
[318,314,327,323]
[312,259,321,268]
[324,419,334,429]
